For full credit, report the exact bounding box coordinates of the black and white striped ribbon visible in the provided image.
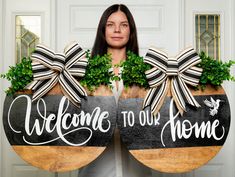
[26,42,88,106]
[143,47,202,115]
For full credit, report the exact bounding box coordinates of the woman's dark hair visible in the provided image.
[91,4,139,57]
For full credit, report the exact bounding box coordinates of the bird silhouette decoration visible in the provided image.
[204,97,224,116]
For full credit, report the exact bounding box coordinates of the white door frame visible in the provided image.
[231,0,235,175]
[0,0,4,176]
[0,0,56,177]
[0,0,77,176]
[183,1,235,177]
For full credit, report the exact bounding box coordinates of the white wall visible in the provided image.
[0,0,4,176]
[231,0,235,175]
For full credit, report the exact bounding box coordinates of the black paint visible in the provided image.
[117,94,230,150]
[3,94,116,147]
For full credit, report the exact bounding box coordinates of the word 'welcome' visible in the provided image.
[7,95,111,146]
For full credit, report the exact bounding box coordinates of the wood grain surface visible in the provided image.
[85,85,113,96]
[120,85,225,99]
[13,146,105,172]
[119,85,226,173]
[17,83,113,96]
[15,84,226,172]
[13,84,113,172]
[130,146,222,173]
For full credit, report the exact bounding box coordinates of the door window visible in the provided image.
[15,15,41,63]
[195,14,220,60]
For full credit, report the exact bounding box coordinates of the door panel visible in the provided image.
[1,0,55,177]
[57,1,180,177]
[56,0,180,55]
[184,0,235,177]
[0,0,3,176]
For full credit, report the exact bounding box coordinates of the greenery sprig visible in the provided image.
[0,57,33,95]
[80,51,115,92]
[80,51,151,91]
[198,51,235,89]
[120,51,151,88]
[2,50,235,95]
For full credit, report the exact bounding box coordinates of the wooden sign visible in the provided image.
[3,85,116,172]
[117,85,230,173]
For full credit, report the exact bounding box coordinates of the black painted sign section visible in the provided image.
[117,94,230,150]
[3,94,116,147]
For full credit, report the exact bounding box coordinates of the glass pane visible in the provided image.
[195,14,220,60]
[15,16,41,63]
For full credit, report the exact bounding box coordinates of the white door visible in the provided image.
[56,0,181,54]
[0,0,77,177]
[0,0,4,176]
[1,0,235,177]
[56,1,235,177]
[1,0,52,176]
[184,1,235,177]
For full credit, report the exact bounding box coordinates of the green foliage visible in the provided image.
[0,57,33,95]
[3,50,234,95]
[80,51,151,91]
[120,51,151,88]
[198,51,235,89]
[80,51,115,92]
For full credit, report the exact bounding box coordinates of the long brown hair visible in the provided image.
[91,4,139,57]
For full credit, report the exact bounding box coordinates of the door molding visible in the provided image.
[0,0,4,175]
[1,0,56,176]
[184,1,235,176]
[179,0,185,49]
[229,0,235,174]
[50,0,56,50]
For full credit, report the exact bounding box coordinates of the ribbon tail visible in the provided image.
[143,78,170,116]
[32,75,59,102]
[60,87,80,108]
[59,70,87,106]
[171,76,201,116]
[178,76,201,108]
[25,80,38,90]
[171,78,186,116]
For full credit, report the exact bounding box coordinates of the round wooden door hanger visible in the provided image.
[3,85,116,172]
[117,85,230,173]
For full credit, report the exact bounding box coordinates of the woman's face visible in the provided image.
[105,11,130,49]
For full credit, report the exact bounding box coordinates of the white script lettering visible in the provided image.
[8,95,111,146]
[160,99,225,147]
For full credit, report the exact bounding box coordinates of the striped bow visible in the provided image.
[143,47,203,116]
[26,42,88,107]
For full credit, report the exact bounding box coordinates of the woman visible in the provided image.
[91,4,138,57]
[79,4,151,177]
[91,4,139,101]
